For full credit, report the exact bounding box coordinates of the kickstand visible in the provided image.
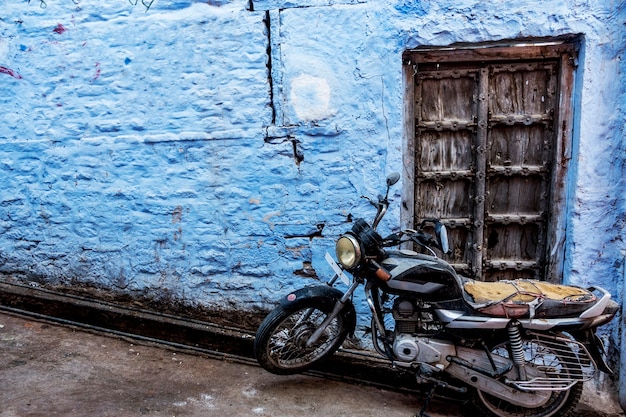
[414,385,437,417]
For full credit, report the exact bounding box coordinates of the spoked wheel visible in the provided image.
[254,297,349,375]
[468,333,583,417]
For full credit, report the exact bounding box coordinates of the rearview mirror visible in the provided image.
[435,222,450,255]
[386,172,400,186]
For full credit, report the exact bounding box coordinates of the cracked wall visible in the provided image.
[0,0,623,347]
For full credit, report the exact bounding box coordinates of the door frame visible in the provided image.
[401,35,581,282]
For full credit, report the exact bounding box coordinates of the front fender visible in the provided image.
[280,286,357,337]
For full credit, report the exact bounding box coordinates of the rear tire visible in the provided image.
[254,297,349,375]
[467,333,583,417]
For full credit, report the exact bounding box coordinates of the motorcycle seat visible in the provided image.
[462,279,597,319]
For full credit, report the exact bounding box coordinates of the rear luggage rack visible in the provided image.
[508,332,596,391]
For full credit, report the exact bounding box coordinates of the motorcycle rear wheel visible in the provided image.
[468,334,583,417]
[254,298,349,375]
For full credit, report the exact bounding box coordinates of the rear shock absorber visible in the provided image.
[508,321,527,380]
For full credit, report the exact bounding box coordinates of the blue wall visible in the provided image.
[1,0,624,356]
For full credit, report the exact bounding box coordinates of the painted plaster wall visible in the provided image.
[0,0,624,353]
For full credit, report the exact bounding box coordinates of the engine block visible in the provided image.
[392,297,442,336]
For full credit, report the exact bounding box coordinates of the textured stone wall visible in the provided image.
[0,0,623,336]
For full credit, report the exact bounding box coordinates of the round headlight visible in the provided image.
[336,235,361,270]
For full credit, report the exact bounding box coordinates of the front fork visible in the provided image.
[305,279,360,347]
[364,280,388,339]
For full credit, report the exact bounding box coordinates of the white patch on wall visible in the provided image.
[290,74,332,121]
[0,38,9,61]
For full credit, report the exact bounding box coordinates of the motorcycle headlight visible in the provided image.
[336,234,361,270]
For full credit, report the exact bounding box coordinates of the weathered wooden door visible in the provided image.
[402,39,579,282]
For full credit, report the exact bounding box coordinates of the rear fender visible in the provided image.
[280,286,357,337]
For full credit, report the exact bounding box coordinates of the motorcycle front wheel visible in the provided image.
[468,333,583,417]
[254,297,349,375]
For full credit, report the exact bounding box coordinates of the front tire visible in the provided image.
[254,297,349,375]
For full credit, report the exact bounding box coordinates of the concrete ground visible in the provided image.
[0,311,457,417]
[0,311,623,417]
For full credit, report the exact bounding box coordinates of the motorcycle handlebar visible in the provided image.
[382,225,449,256]
[382,229,433,247]
[361,174,449,255]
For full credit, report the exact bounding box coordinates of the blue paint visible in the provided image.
[0,2,624,398]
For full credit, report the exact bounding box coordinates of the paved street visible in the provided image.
[0,312,457,417]
[1,311,623,417]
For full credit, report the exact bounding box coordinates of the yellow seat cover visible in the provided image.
[464,279,591,305]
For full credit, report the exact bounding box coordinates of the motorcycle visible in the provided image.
[254,172,619,417]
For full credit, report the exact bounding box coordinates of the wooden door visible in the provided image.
[413,67,480,276]
[484,62,557,281]
[403,39,579,282]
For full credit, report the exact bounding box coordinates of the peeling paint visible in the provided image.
[52,23,67,34]
[262,212,280,230]
[0,66,22,79]
[172,206,183,224]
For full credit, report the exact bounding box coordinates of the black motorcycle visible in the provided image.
[254,172,618,417]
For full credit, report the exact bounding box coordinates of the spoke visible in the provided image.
[294,308,315,327]
[266,307,342,369]
[476,336,578,417]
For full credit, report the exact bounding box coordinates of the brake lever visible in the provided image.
[409,230,434,247]
[381,232,402,247]
[360,195,380,208]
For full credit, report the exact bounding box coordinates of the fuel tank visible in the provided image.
[380,250,463,302]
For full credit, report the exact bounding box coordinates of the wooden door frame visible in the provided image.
[401,35,581,282]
